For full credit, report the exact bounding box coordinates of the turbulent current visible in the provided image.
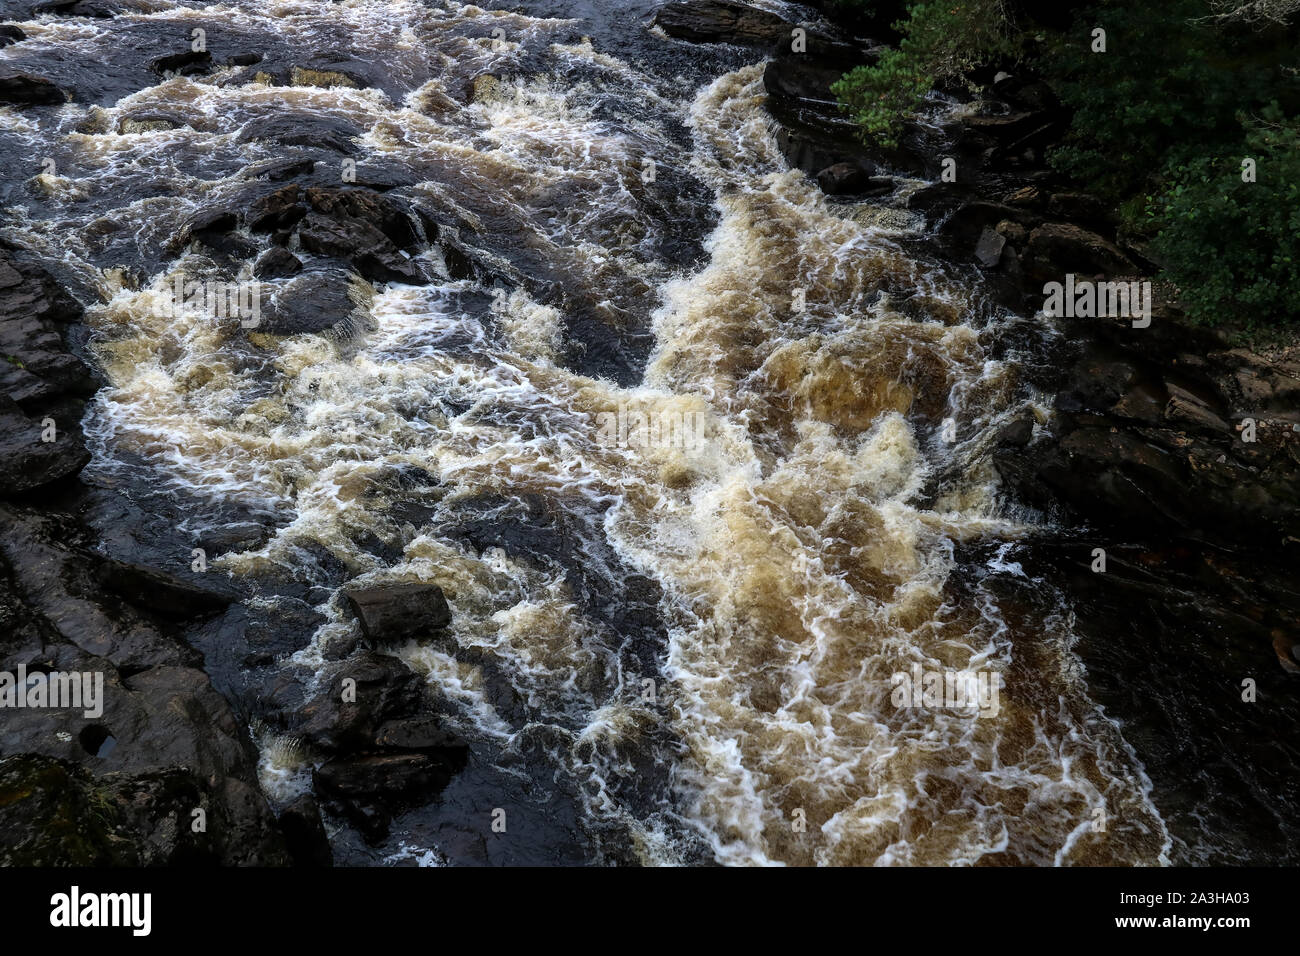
[1,0,1174,864]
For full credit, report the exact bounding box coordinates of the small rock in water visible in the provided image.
[815,162,873,196]
[342,581,452,644]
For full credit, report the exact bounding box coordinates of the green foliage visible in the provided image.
[832,1,1014,148]
[1044,0,1291,201]
[1149,109,1300,333]
[829,0,1300,335]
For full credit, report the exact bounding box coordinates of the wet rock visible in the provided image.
[313,753,462,841]
[0,26,26,48]
[0,244,91,457]
[996,412,1035,448]
[258,267,360,336]
[253,246,303,280]
[289,66,361,88]
[0,656,291,863]
[373,715,466,752]
[0,396,88,493]
[243,156,317,182]
[651,0,793,46]
[761,47,917,179]
[940,200,1038,249]
[0,73,66,106]
[1021,222,1138,281]
[95,559,235,620]
[999,324,1300,547]
[815,161,876,195]
[32,0,136,13]
[297,213,419,282]
[117,113,181,134]
[245,183,307,232]
[237,113,362,156]
[974,226,1006,268]
[296,651,427,753]
[278,793,333,866]
[304,187,419,249]
[173,207,238,249]
[342,580,452,645]
[245,187,425,283]
[0,505,198,671]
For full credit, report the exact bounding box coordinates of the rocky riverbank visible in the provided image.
[0,27,479,863]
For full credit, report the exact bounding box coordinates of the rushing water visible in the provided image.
[1,0,1176,864]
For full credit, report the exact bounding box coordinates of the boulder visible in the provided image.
[253,246,303,280]
[974,226,1007,268]
[342,580,452,644]
[815,162,877,195]
[651,0,793,46]
[0,73,65,106]
[1021,222,1138,281]
[245,184,307,232]
[258,268,359,336]
[313,752,463,841]
[149,50,212,77]
[296,651,427,752]
[236,113,362,156]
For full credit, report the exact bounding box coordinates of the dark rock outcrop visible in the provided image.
[1021,222,1139,282]
[0,510,291,865]
[997,318,1300,548]
[0,73,66,106]
[651,0,794,46]
[294,650,468,840]
[0,245,94,495]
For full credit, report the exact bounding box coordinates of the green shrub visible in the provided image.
[1044,0,1291,200]
[832,1,1015,148]
[1149,108,1300,334]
